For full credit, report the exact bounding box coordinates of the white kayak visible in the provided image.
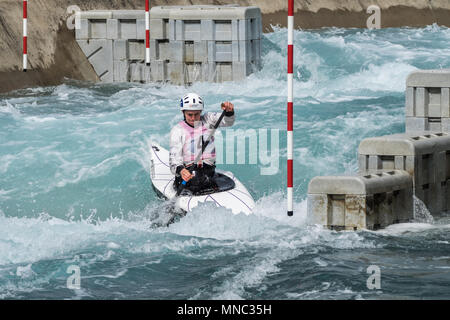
[149,142,255,215]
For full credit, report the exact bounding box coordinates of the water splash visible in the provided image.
[413,196,434,224]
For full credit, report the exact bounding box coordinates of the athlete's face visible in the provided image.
[184,111,201,126]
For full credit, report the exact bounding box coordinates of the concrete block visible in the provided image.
[405,155,416,176]
[201,20,215,41]
[152,6,261,21]
[253,17,262,40]
[168,62,185,85]
[150,18,168,40]
[169,20,176,41]
[358,131,450,216]
[129,62,144,82]
[79,11,113,20]
[232,61,250,80]
[194,41,208,63]
[415,87,428,117]
[113,60,130,82]
[394,188,413,223]
[215,20,232,41]
[202,62,217,82]
[216,62,233,82]
[90,20,108,39]
[436,151,447,182]
[345,195,370,230]
[175,20,184,41]
[231,40,246,62]
[77,8,261,84]
[253,39,262,69]
[113,39,129,61]
[128,40,145,61]
[111,10,145,20]
[75,19,89,39]
[185,63,203,84]
[358,154,368,172]
[433,181,447,212]
[150,60,167,82]
[442,88,450,118]
[359,132,450,158]
[207,41,216,62]
[368,155,382,170]
[76,39,113,82]
[136,19,146,40]
[307,194,330,227]
[107,19,119,39]
[406,69,450,88]
[119,20,137,39]
[429,118,443,132]
[406,117,428,132]
[428,87,442,117]
[445,180,450,212]
[232,20,239,41]
[143,64,151,83]
[150,40,157,61]
[150,40,171,62]
[184,20,201,41]
[395,155,405,170]
[170,41,185,62]
[184,41,194,63]
[238,19,251,41]
[215,42,233,62]
[442,118,450,133]
[307,170,414,230]
[405,87,415,117]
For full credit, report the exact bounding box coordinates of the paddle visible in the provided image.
[176,109,227,196]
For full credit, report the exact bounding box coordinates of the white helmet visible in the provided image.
[180,93,204,111]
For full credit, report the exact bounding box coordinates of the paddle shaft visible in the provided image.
[176,110,227,196]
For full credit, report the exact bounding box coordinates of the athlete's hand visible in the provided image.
[180,168,193,182]
[221,101,234,113]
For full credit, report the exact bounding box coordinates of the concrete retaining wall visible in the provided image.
[149,5,262,85]
[74,6,262,84]
[75,10,148,83]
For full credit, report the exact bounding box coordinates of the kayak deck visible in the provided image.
[150,142,255,215]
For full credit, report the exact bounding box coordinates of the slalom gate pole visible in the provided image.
[145,0,150,65]
[23,0,27,72]
[287,0,294,216]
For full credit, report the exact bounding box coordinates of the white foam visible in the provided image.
[0,215,153,266]
[16,263,36,279]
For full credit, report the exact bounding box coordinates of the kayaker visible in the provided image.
[169,93,235,193]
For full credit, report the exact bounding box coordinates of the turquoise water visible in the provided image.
[1,25,450,299]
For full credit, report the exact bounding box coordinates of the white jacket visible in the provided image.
[169,111,235,175]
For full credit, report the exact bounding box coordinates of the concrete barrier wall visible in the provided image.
[358,132,450,215]
[308,69,450,230]
[307,170,413,231]
[75,10,148,83]
[74,6,262,84]
[405,69,450,132]
[149,5,262,85]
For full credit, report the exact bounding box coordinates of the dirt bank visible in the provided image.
[1,0,449,93]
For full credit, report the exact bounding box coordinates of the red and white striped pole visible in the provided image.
[145,0,150,65]
[287,0,294,217]
[23,0,28,72]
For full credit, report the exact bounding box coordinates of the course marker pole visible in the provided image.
[287,0,294,216]
[23,0,28,72]
[145,0,150,65]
